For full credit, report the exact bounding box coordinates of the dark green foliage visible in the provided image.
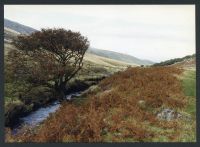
[153,54,195,67]
[9,28,89,97]
[4,28,90,127]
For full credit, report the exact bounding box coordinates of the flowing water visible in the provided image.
[12,91,82,134]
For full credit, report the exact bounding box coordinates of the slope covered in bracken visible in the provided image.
[6,66,195,142]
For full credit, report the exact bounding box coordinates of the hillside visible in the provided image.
[84,53,136,67]
[172,56,196,70]
[153,54,195,68]
[4,18,37,35]
[4,18,153,66]
[6,66,196,142]
[88,47,154,66]
[4,27,20,43]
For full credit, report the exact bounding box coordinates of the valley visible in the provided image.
[4,18,196,142]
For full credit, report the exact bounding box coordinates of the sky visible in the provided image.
[4,5,195,62]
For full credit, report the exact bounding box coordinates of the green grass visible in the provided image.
[174,69,196,142]
[144,69,197,142]
[182,70,196,97]
[181,70,196,116]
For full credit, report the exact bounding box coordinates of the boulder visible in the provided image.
[156,108,192,121]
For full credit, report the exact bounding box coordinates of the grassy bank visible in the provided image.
[5,66,196,142]
[181,69,196,117]
[182,70,196,97]
[4,58,125,127]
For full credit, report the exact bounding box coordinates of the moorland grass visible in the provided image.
[5,66,196,142]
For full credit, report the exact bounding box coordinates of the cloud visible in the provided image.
[4,5,195,62]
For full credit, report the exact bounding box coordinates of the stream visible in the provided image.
[11,91,83,135]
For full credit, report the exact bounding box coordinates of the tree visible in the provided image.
[11,28,90,98]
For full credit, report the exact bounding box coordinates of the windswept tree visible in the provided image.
[9,28,90,98]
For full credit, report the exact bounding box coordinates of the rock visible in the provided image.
[138,100,146,109]
[156,108,192,121]
[157,108,178,121]
[114,132,122,136]
[87,85,101,93]
[80,85,101,97]
[101,128,108,135]
[65,95,72,100]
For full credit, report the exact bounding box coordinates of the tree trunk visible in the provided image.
[54,81,68,100]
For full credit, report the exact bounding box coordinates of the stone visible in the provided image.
[157,108,178,121]
[138,100,146,109]
[156,108,192,121]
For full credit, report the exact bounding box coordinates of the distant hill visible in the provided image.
[171,55,196,70]
[4,18,37,35]
[4,18,154,66]
[153,54,196,67]
[88,48,154,65]
[84,52,136,68]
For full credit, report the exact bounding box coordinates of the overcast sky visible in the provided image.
[4,5,195,62]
